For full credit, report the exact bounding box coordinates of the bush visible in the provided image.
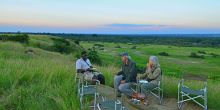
[87,48,102,65]
[0,34,29,44]
[51,38,72,54]
[115,44,121,48]
[159,52,169,56]
[198,50,206,54]
[210,53,219,58]
[189,52,205,59]
[94,44,104,47]
[74,40,80,45]
[131,46,136,49]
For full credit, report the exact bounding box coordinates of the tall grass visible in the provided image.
[0,42,80,110]
[1,39,220,110]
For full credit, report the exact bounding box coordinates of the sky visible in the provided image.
[0,0,220,34]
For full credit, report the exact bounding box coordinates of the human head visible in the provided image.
[120,52,129,64]
[81,51,87,60]
[149,56,160,69]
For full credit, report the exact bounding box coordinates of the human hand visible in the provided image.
[86,68,92,72]
[137,74,142,79]
[121,80,125,84]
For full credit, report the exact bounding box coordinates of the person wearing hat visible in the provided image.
[76,51,105,84]
[114,52,137,97]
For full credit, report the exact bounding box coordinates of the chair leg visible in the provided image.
[178,86,183,109]
[80,94,83,110]
[94,93,97,110]
[159,89,163,104]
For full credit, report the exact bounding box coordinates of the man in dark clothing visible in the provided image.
[114,52,137,97]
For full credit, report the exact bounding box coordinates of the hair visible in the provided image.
[149,56,160,68]
[81,51,87,56]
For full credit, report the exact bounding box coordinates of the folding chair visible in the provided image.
[135,70,163,104]
[177,73,208,110]
[76,72,100,110]
[74,72,81,96]
[96,84,127,110]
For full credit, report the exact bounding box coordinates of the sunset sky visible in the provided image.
[0,0,220,34]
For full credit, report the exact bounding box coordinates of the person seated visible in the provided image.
[114,52,137,97]
[76,51,105,85]
[139,56,161,94]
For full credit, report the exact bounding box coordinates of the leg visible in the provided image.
[141,83,157,95]
[119,83,134,97]
[114,75,123,90]
[97,74,105,85]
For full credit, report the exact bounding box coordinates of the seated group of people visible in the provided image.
[76,51,161,104]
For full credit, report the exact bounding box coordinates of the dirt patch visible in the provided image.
[97,84,203,110]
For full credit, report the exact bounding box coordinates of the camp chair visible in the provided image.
[75,72,100,110]
[96,84,127,110]
[74,72,81,96]
[134,70,163,104]
[177,74,208,110]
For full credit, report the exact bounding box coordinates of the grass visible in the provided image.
[1,35,220,110]
[80,41,220,110]
[0,41,80,110]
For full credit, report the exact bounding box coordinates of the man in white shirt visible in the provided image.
[76,51,105,84]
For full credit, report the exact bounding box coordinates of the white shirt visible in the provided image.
[76,58,92,70]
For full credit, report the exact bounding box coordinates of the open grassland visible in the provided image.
[81,41,220,79]
[81,41,220,110]
[0,35,220,110]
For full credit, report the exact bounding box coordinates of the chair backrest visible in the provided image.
[182,73,208,82]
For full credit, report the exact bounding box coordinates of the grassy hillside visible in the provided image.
[0,37,81,109]
[0,35,220,109]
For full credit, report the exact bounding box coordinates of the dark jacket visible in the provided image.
[119,59,137,83]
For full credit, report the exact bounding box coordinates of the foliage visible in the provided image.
[115,44,121,48]
[198,50,206,54]
[51,38,72,54]
[0,34,29,44]
[189,52,205,59]
[131,46,136,49]
[158,52,169,56]
[210,53,219,58]
[94,43,104,47]
[52,33,220,48]
[74,40,80,45]
[87,48,102,65]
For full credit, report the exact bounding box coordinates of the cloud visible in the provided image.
[100,23,175,31]
[103,23,172,28]
[1,23,220,34]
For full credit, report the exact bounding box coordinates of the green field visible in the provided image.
[0,35,220,110]
[80,41,220,110]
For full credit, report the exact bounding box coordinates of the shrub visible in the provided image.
[87,48,102,65]
[94,44,104,47]
[198,50,206,54]
[159,52,169,56]
[51,38,72,54]
[115,44,121,48]
[131,46,136,49]
[74,40,80,45]
[99,48,104,50]
[0,34,29,44]
[210,53,219,58]
[189,52,205,59]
